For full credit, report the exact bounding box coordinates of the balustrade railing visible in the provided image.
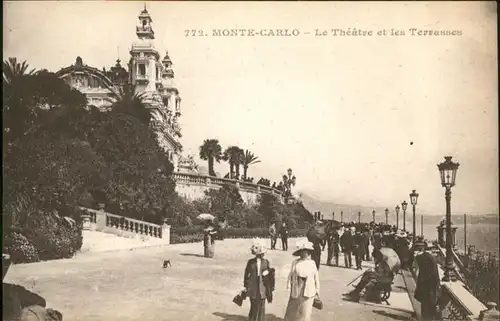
[105,213,163,238]
[78,207,170,243]
[171,172,284,199]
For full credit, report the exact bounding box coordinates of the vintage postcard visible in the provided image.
[3,1,498,321]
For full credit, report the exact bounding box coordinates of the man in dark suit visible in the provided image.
[244,240,273,321]
[414,243,440,321]
[353,229,366,270]
[362,228,371,261]
[279,222,289,251]
[340,227,354,268]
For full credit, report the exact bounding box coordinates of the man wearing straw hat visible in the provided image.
[244,238,273,321]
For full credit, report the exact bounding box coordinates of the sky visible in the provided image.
[3,1,498,215]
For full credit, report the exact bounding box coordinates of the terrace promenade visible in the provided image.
[4,238,415,321]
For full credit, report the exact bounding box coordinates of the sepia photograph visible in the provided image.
[2,1,498,321]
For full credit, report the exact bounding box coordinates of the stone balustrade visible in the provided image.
[79,207,171,244]
[409,240,489,320]
[171,172,285,203]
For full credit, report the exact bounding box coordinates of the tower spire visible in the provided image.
[137,4,154,39]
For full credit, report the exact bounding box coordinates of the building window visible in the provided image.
[139,64,146,76]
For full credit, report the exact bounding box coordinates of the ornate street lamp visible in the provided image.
[358,212,361,223]
[372,210,376,223]
[340,211,344,223]
[395,205,400,230]
[438,156,460,282]
[384,208,389,225]
[283,168,296,198]
[401,201,408,231]
[409,190,419,244]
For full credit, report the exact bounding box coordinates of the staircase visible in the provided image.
[79,207,171,253]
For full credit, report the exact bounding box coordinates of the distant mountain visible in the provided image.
[297,192,499,226]
[297,192,399,223]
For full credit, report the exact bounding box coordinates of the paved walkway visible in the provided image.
[4,238,415,321]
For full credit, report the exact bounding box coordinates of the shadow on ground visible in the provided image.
[179,253,205,258]
[213,312,283,321]
[372,309,410,320]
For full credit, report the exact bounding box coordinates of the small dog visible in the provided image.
[163,260,172,268]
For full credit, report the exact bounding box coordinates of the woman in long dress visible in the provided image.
[284,241,320,321]
[203,223,217,258]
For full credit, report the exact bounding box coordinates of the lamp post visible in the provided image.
[372,210,376,223]
[358,212,361,223]
[283,168,296,201]
[401,201,408,231]
[341,211,343,223]
[409,190,419,244]
[395,205,400,230]
[384,208,389,225]
[438,156,460,282]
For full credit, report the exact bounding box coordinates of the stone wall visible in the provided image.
[172,172,284,205]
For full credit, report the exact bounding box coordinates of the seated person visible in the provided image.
[343,249,394,303]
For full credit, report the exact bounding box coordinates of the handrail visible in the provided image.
[105,212,161,228]
[171,172,284,196]
[435,244,468,285]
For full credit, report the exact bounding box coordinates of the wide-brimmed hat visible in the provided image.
[396,231,408,238]
[250,238,267,255]
[293,241,315,256]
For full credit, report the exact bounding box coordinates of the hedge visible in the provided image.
[170,227,308,244]
[3,210,84,264]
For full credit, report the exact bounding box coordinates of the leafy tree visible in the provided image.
[257,193,281,224]
[242,150,261,180]
[204,184,243,217]
[199,139,222,176]
[85,113,176,223]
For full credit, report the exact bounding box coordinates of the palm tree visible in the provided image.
[199,139,222,176]
[3,57,36,85]
[222,146,244,179]
[242,150,261,180]
[3,58,38,141]
[107,84,151,125]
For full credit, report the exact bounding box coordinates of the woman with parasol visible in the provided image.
[198,213,218,258]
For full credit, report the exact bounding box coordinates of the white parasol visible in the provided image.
[197,213,215,221]
[379,247,401,274]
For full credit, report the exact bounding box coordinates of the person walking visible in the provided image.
[279,222,289,251]
[326,228,340,266]
[284,241,320,321]
[243,239,274,321]
[203,222,217,258]
[352,228,365,270]
[311,238,323,270]
[372,228,383,250]
[362,228,371,261]
[340,226,354,268]
[269,222,278,250]
[414,242,440,321]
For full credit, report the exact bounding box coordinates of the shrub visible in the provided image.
[170,227,308,244]
[4,232,40,264]
[3,208,84,263]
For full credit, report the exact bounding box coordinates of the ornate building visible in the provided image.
[56,6,184,171]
